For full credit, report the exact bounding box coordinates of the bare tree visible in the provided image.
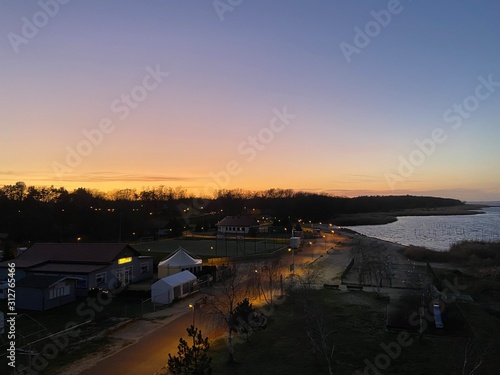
[304,310,335,375]
[292,268,335,375]
[204,264,253,363]
[461,337,491,375]
[294,263,323,291]
[256,257,283,306]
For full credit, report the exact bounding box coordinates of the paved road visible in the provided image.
[76,231,344,375]
[78,312,193,375]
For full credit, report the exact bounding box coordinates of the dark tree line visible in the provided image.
[0,182,462,247]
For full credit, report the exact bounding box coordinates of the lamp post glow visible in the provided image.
[189,303,195,327]
[254,269,261,299]
[288,247,294,275]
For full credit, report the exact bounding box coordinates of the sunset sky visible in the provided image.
[1,1,499,201]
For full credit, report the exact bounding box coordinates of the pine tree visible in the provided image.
[167,325,212,375]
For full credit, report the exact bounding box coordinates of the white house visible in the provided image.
[216,216,259,235]
[151,270,198,305]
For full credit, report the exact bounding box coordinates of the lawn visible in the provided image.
[132,236,288,259]
[208,289,496,375]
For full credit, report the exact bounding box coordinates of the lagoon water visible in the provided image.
[345,204,500,251]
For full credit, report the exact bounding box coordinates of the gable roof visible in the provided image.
[216,216,259,227]
[29,263,107,274]
[159,247,202,268]
[0,243,139,269]
[156,270,197,288]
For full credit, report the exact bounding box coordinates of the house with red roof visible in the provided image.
[215,216,259,235]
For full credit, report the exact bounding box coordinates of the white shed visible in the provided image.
[157,247,203,278]
[151,270,198,305]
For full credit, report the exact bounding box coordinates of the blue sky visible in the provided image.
[0,1,499,201]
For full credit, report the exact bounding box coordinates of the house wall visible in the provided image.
[107,257,153,287]
[218,225,250,234]
[43,280,76,310]
[17,280,76,311]
[26,272,90,297]
[16,287,44,311]
[0,267,27,281]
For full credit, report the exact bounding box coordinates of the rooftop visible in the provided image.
[0,243,139,269]
[216,216,259,227]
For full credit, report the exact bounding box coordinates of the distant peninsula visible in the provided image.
[332,203,488,226]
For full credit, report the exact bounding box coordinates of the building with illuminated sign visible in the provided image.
[0,243,153,297]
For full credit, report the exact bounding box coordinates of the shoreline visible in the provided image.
[333,203,488,226]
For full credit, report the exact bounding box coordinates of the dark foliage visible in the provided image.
[0,182,462,244]
[167,325,212,375]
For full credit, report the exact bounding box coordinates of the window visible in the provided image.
[182,282,190,295]
[140,262,149,274]
[118,257,132,264]
[49,283,70,299]
[76,277,88,289]
[95,272,107,286]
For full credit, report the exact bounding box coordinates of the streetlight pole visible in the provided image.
[288,247,294,275]
[254,269,260,299]
[189,303,195,327]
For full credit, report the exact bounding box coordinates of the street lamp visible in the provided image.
[188,303,195,327]
[288,247,294,275]
[254,269,261,299]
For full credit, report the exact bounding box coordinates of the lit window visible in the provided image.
[118,257,132,264]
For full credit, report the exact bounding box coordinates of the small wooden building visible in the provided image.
[216,216,259,235]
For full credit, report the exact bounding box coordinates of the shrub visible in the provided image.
[402,245,453,263]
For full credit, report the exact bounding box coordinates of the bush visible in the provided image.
[402,245,453,263]
[449,240,500,262]
[402,241,500,267]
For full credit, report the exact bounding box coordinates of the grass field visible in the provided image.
[208,289,500,375]
[132,235,289,260]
